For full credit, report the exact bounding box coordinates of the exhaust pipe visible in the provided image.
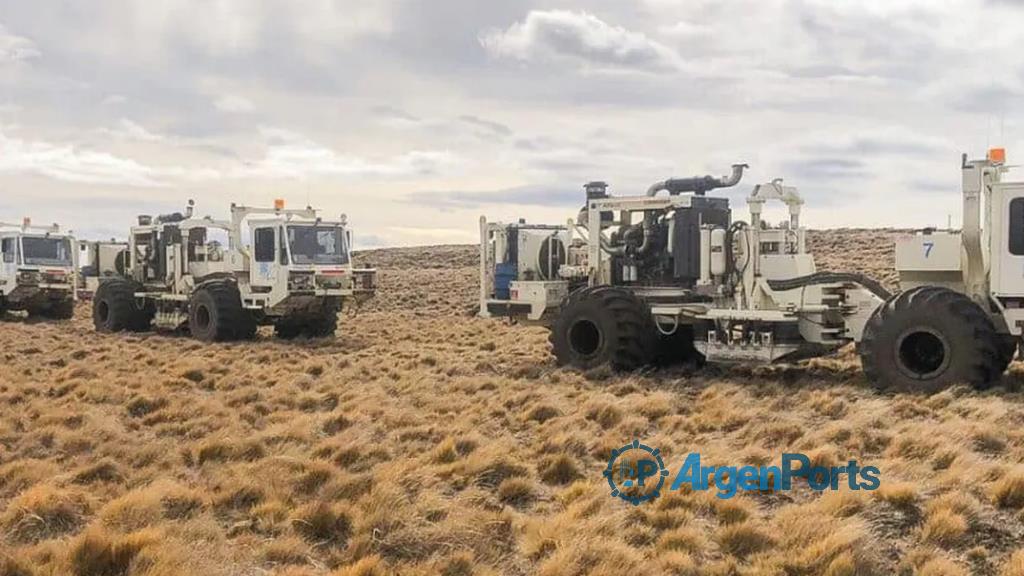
[647,163,748,197]
[636,163,747,255]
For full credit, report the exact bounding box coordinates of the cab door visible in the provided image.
[0,237,17,284]
[994,183,1024,297]
[250,226,278,289]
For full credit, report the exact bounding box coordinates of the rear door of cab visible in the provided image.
[0,236,16,286]
[250,226,278,289]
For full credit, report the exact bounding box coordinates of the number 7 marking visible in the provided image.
[923,242,934,258]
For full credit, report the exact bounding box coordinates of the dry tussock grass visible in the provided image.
[2,233,1024,573]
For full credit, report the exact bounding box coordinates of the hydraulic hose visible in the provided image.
[766,272,892,300]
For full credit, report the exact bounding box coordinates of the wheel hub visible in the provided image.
[896,327,950,380]
[195,305,211,331]
[568,319,602,356]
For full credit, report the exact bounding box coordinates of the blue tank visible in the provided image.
[494,263,518,300]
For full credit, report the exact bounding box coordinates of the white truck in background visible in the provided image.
[92,199,377,341]
[0,219,77,319]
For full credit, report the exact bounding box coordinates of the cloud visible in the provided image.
[372,105,422,128]
[805,128,951,158]
[458,115,513,138]
[0,129,164,186]
[944,81,1024,114]
[240,128,463,180]
[480,10,683,72]
[658,20,713,40]
[0,124,463,188]
[908,179,956,193]
[0,23,40,64]
[101,94,128,106]
[781,158,869,181]
[386,225,479,244]
[3,1,1024,241]
[106,119,164,142]
[510,132,670,186]
[351,234,389,249]
[416,184,582,210]
[214,94,256,114]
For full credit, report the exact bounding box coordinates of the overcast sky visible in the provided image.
[2,0,1024,246]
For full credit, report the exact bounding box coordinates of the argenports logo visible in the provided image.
[603,439,670,506]
[606,439,881,503]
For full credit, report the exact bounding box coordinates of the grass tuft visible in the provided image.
[921,508,968,547]
[715,522,774,558]
[1,485,90,544]
[497,477,535,506]
[291,502,353,549]
[994,469,1024,509]
[874,482,919,509]
[538,454,581,485]
[1002,550,1024,576]
[64,528,158,576]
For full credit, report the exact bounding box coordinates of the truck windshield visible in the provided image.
[22,237,73,266]
[286,225,349,265]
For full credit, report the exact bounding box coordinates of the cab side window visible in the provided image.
[1,238,13,263]
[1010,198,1024,256]
[254,228,275,262]
[279,226,288,265]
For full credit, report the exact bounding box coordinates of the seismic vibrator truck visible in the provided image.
[481,150,1024,393]
[0,219,77,319]
[93,200,376,341]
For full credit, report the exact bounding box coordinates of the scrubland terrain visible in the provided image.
[3,230,1024,575]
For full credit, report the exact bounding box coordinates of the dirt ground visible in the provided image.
[3,229,1024,575]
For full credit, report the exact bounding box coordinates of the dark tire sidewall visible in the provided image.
[551,287,654,371]
[93,280,138,332]
[189,290,219,341]
[557,301,616,369]
[863,287,998,393]
[94,295,115,330]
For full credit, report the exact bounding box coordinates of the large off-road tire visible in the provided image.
[859,286,1001,393]
[189,281,252,342]
[274,320,304,340]
[549,286,657,371]
[995,335,1018,376]
[93,278,152,332]
[305,310,339,338]
[48,298,75,320]
[274,315,337,339]
[274,300,340,340]
[236,313,258,340]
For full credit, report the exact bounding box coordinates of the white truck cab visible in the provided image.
[240,209,370,313]
[0,219,77,319]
